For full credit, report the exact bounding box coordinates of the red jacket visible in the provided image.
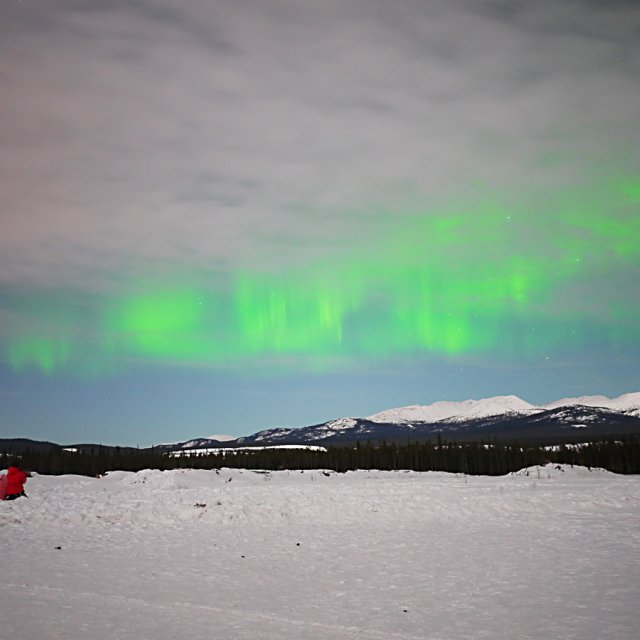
[6,466,28,495]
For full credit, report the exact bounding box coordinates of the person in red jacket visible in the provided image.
[4,462,30,500]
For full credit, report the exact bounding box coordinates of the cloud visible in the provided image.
[0,0,638,295]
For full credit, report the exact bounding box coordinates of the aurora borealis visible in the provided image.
[6,177,640,374]
[1,1,639,445]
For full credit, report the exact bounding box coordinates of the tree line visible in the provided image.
[3,437,640,477]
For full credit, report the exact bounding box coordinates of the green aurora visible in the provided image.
[4,178,639,376]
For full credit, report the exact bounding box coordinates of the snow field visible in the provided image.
[1,465,639,639]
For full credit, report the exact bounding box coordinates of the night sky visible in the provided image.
[1,0,639,446]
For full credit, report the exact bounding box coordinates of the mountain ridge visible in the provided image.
[366,394,539,424]
[3,392,639,455]
[366,392,640,423]
[180,391,640,450]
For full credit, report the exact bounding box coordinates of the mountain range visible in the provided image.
[2,392,639,456]
[162,392,640,451]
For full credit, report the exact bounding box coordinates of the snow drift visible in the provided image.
[1,466,639,640]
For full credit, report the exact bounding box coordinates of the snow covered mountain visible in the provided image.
[367,395,540,424]
[188,392,640,448]
[182,392,636,448]
[544,392,640,416]
[367,392,640,424]
[9,392,635,456]
[206,434,236,442]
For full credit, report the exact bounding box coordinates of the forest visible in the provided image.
[3,436,640,477]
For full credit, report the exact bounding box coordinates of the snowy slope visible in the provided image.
[159,434,236,449]
[544,394,612,410]
[367,395,540,424]
[237,418,361,445]
[159,392,640,450]
[611,392,640,415]
[206,434,236,442]
[366,392,640,426]
[1,467,639,640]
[544,392,640,416]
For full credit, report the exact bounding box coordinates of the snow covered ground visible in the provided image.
[1,465,639,640]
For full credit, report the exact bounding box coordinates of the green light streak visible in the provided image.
[8,336,70,374]
[233,273,349,354]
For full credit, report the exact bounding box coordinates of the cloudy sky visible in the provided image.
[1,0,639,445]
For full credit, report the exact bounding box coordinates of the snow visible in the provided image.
[251,428,296,443]
[543,443,596,451]
[181,439,203,448]
[2,465,639,640]
[323,417,359,430]
[170,445,327,457]
[609,392,640,416]
[368,395,539,423]
[544,394,613,410]
[366,391,640,425]
[158,435,236,448]
[544,392,640,416]
[537,408,601,424]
